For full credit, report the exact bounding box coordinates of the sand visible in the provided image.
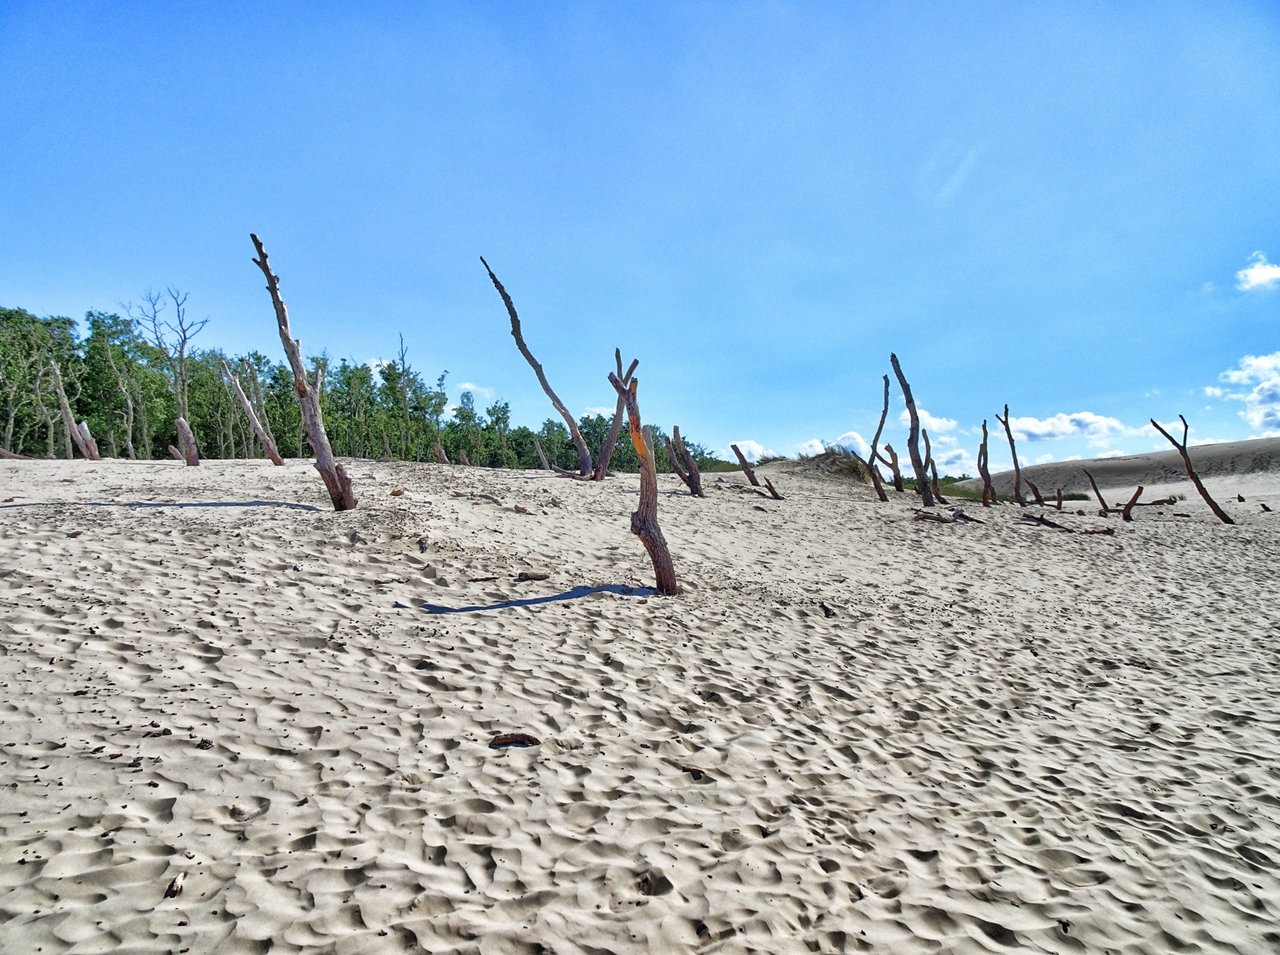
[1,453,1278,954]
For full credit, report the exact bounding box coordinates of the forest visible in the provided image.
[0,296,728,474]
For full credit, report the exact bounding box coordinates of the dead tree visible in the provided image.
[481,258,592,476]
[994,404,1025,506]
[77,421,100,460]
[609,373,677,595]
[532,436,549,470]
[665,425,704,497]
[1121,486,1144,522]
[1025,480,1045,506]
[1151,415,1234,525]
[458,450,471,467]
[879,443,905,492]
[129,287,206,465]
[47,362,98,459]
[1082,469,1114,517]
[220,359,284,465]
[922,429,949,505]
[866,374,891,502]
[250,234,356,511]
[593,349,639,480]
[175,417,200,466]
[104,342,137,459]
[731,444,761,486]
[977,420,997,506]
[889,353,933,507]
[434,439,450,465]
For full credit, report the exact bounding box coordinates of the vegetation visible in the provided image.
[0,304,732,473]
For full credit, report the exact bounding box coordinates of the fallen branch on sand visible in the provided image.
[914,508,984,525]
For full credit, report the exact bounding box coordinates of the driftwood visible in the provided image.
[221,359,284,465]
[889,353,934,507]
[0,448,33,459]
[609,373,677,595]
[1054,488,1063,511]
[458,450,471,467]
[914,508,984,525]
[593,350,638,480]
[167,445,183,461]
[1019,513,1074,532]
[175,416,200,466]
[762,477,784,501]
[250,234,356,511]
[1121,486,1144,522]
[665,425,704,497]
[532,436,549,470]
[1150,416,1234,525]
[1025,479,1045,506]
[482,258,592,476]
[922,428,949,505]
[866,374,891,502]
[977,420,997,506]
[994,404,1024,506]
[879,443,905,493]
[1262,503,1273,513]
[1082,469,1113,516]
[77,421,101,461]
[731,443,761,487]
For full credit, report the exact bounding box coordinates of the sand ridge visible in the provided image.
[1,457,1278,953]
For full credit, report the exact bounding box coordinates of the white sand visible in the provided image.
[2,455,1278,953]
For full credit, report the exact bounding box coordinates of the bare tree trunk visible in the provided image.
[434,438,450,465]
[1025,480,1045,506]
[977,420,997,506]
[0,448,33,460]
[77,421,101,460]
[889,353,934,507]
[922,428,948,504]
[609,373,677,596]
[995,404,1025,506]
[167,445,183,461]
[1121,486,1144,522]
[665,425,704,497]
[175,416,200,466]
[1150,415,1234,525]
[593,349,638,480]
[482,258,592,476]
[532,436,549,470]
[1054,488,1063,511]
[458,450,471,467]
[221,359,284,465]
[1082,469,1113,517]
[250,234,356,511]
[47,362,94,459]
[879,444,905,492]
[866,374,890,503]
[731,444,761,486]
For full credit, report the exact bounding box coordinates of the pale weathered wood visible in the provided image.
[889,353,934,507]
[0,447,33,459]
[77,421,101,460]
[221,359,285,465]
[977,419,997,506]
[609,373,677,596]
[482,258,593,476]
[878,443,905,493]
[1150,415,1234,525]
[593,349,638,480]
[866,374,891,502]
[434,439,450,465]
[731,444,761,487]
[458,450,471,467]
[922,428,949,505]
[250,234,356,511]
[175,416,200,466]
[665,425,704,497]
[167,445,183,461]
[994,404,1025,506]
[532,436,549,470]
[47,362,95,459]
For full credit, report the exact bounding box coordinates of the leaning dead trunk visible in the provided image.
[1121,486,1144,522]
[866,374,891,503]
[922,429,948,505]
[609,373,677,596]
[47,362,96,459]
[731,444,761,487]
[593,350,638,480]
[250,234,356,511]
[77,421,101,461]
[532,436,549,470]
[879,444,905,492]
[434,439,450,465]
[665,425,704,497]
[221,359,285,465]
[175,416,200,466]
[482,258,593,476]
[995,404,1025,506]
[1151,415,1234,525]
[889,353,934,507]
[1082,469,1114,517]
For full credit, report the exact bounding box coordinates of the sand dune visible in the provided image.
[2,457,1278,953]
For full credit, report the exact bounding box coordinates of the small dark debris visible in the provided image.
[489,733,540,750]
[196,739,213,750]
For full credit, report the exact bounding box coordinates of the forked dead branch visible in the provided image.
[1151,415,1234,525]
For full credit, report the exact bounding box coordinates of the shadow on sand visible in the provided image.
[405,583,657,615]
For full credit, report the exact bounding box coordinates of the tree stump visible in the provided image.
[175,416,200,466]
[889,353,934,507]
[665,425,704,497]
[609,374,677,595]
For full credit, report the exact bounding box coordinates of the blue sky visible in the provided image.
[3,1,1278,474]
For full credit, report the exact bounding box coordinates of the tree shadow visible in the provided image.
[403,583,657,615]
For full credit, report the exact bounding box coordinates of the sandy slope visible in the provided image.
[1,457,1278,954]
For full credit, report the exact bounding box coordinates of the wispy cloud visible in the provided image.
[796,438,826,457]
[832,431,870,458]
[457,381,495,400]
[1219,351,1280,432]
[583,405,616,417]
[921,142,979,205]
[727,439,774,463]
[898,408,958,433]
[1236,251,1280,291]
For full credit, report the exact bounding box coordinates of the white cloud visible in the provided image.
[898,408,958,433]
[1034,453,1055,465]
[796,438,826,457]
[727,439,774,463]
[1236,251,1280,291]
[583,405,617,417]
[1203,386,1224,398]
[1007,411,1140,444]
[1218,352,1280,433]
[832,431,871,458]
[457,381,496,400]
